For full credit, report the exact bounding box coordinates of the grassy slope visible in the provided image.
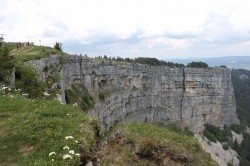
[0,92,96,165]
[9,45,60,62]
[0,92,217,166]
[99,123,218,166]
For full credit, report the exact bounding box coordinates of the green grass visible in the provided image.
[99,123,218,166]
[12,46,61,62]
[0,92,96,165]
[0,89,218,165]
[5,43,17,51]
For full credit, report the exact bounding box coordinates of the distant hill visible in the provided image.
[168,56,250,70]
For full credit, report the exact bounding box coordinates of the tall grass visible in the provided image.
[0,93,96,165]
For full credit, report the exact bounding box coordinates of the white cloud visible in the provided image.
[0,0,250,58]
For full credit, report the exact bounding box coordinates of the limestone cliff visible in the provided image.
[27,54,239,133]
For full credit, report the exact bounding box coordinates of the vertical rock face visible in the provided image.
[28,55,239,133]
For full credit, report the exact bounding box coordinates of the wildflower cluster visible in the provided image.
[48,135,81,164]
[0,85,25,97]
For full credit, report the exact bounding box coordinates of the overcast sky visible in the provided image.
[1,0,250,59]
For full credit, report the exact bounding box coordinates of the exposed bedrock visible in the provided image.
[28,55,239,133]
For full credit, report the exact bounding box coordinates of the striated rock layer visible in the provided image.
[28,55,239,133]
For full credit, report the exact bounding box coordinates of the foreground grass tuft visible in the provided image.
[0,93,96,165]
[99,123,218,166]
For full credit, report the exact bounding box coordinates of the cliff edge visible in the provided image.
[27,54,239,133]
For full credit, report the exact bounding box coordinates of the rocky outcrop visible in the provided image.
[27,55,239,133]
[196,134,239,166]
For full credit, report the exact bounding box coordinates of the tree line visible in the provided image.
[95,55,209,68]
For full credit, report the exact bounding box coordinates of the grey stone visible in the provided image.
[27,55,239,134]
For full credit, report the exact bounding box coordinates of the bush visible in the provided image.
[223,143,230,150]
[65,83,94,110]
[0,44,15,83]
[230,124,245,134]
[204,129,217,142]
[15,64,46,98]
[187,61,208,68]
[54,42,62,52]
[203,124,232,143]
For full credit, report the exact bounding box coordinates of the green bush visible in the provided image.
[204,129,217,142]
[54,42,62,52]
[187,61,208,68]
[203,124,232,143]
[65,83,94,110]
[15,64,46,98]
[223,143,230,150]
[0,44,15,83]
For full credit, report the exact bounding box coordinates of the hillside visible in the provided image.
[0,43,242,165]
[0,90,96,165]
[0,89,217,165]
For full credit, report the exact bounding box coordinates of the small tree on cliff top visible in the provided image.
[0,37,15,83]
[54,42,62,52]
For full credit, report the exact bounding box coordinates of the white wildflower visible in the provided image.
[8,88,11,91]
[69,150,75,154]
[75,153,80,156]
[49,152,56,156]
[44,92,50,96]
[2,87,7,90]
[63,154,72,160]
[63,146,70,150]
[73,103,78,107]
[65,136,74,140]
[75,140,78,143]
[17,89,21,91]
[67,113,70,116]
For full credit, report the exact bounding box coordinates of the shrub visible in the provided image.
[187,61,208,68]
[203,124,232,143]
[54,42,62,52]
[204,129,217,142]
[15,64,46,98]
[59,55,66,65]
[0,44,15,83]
[223,143,229,150]
[65,83,94,110]
[230,124,246,134]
